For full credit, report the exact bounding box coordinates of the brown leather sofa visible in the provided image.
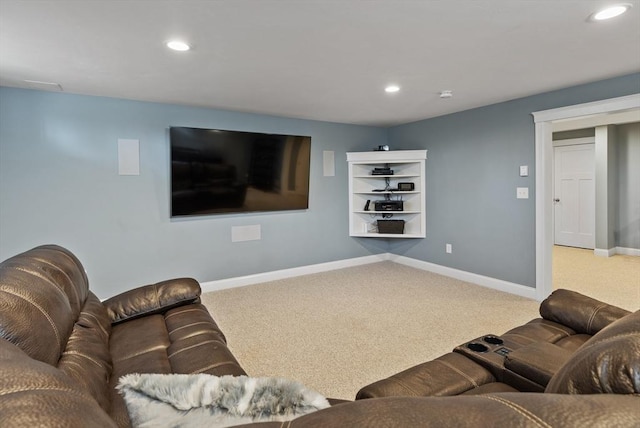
[1,245,639,427]
[0,245,246,427]
[356,288,633,398]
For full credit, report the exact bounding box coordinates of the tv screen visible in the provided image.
[170,127,311,217]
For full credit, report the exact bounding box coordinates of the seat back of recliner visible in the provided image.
[545,310,640,394]
[0,245,113,412]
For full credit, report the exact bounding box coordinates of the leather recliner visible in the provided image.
[0,245,246,427]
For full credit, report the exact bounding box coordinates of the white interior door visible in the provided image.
[553,144,595,249]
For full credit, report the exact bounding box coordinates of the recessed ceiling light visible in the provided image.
[166,40,191,51]
[385,85,400,93]
[590,4,632,21]
[439,90,453,99]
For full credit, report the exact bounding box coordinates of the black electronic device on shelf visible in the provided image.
[396,182,415,191]
[371,167,393,175]
[374,200,404,211]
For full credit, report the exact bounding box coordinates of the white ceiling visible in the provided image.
[1,0,639,126]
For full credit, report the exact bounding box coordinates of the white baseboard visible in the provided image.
[201,252,536,301]
[594,248,616,257]
[201,253,391,293]
[594,247,639,257]
[615,247,640,257]
[388,255,537,300]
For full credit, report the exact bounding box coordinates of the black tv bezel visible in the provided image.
[169,126,311,218]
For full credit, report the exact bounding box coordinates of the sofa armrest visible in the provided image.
[539,289,630,335]
[504,342,573,387]
[234,394,640,427]
[103,278,201,324]
[356,352,496,399]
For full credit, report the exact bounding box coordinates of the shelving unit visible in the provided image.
[347,150,427,238]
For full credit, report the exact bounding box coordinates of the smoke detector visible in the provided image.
[439,90,453,99]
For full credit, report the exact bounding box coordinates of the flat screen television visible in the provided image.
[170,127,311,217]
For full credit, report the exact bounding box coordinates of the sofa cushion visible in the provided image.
[501,318,576,346]
[0,337,117,428]
[356,352,497,399]
[540,289,630,335]
[107,303,246,427]
[546,310,640,394]
[58,292,113,413]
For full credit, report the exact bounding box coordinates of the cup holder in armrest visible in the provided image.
[482,335,504,345]
[467,342,489,353]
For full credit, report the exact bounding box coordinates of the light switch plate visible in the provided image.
[519,165,528,177]
[517,187,529,199]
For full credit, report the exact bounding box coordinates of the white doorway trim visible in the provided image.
[532,93,640,301]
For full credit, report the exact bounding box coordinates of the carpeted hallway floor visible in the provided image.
[552,245,640,310]
[201,248,639,400]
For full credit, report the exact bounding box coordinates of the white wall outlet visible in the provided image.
[446,243,452,254]
[517,187,529,199]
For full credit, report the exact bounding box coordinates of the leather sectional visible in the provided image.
[1,245,638,427]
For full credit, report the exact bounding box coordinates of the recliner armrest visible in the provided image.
[539,289,629,335]
[504,342,573,387]
[103,278,201,324]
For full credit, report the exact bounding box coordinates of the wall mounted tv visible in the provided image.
[170,127,311,217]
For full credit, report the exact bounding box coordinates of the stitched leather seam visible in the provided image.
[190,361,240,374]
[501,333,534,343]
[587,304,606,334]
[11,266,71,303]
[385,377,422,396]
[435,359,479,388]
[112,345,168,362]
[540,323,571,337]
[165,307,206,319]
[80,311,109,337]
[168,321,211,335]
[61,350,107,368]
[573,330,637,353]
[153,284,160,313]
[167,339,224,358]
[31,256,81,306]
[0,289,61,357]
[484,395,552,428]
[0,385,92,398]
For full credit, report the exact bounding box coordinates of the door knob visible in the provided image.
[554,198,560,202]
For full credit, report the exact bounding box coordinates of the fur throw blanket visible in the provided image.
[117,373,330,427]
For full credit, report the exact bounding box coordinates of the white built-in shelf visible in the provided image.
[347,150,427,239]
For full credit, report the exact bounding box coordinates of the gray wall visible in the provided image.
[387,73,640,288]
[1,73,638,297]
[0,88,387,299]
[616,122,640,249]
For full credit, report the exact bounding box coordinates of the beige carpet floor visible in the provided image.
[202,249,638,400]
[552,245,640,311]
